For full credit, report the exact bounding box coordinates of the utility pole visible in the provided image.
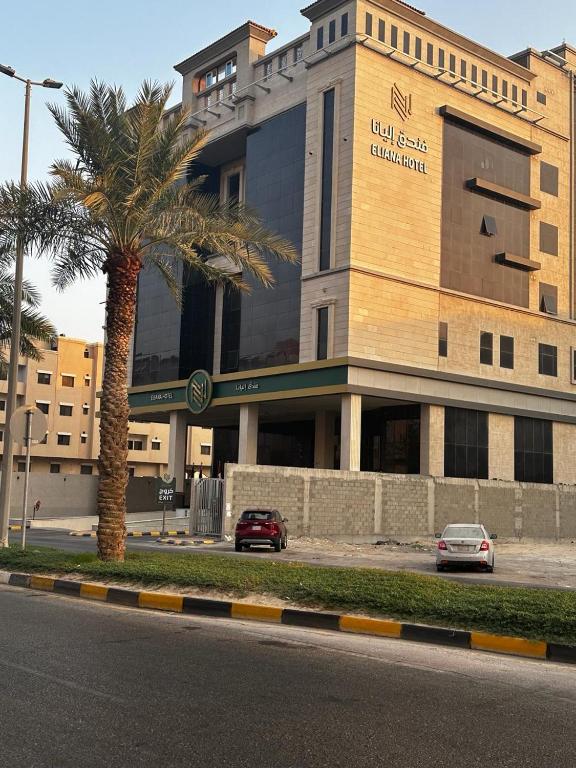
[0,66,62,547]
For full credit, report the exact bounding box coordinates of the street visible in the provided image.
[11,529,576,592]
[0,584,575,767]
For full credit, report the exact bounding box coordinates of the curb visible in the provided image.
[69,530,193,538]
[1,569,574,665]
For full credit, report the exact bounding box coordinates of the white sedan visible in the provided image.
[435,524,497,573]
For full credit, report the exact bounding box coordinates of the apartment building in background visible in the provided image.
[0,336,212,476]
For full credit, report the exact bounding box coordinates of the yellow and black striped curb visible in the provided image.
[69,530,196,538]
[1,569,575,665]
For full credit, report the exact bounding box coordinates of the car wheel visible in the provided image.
[436,565,445,572]
[487,557,495,574]
[282,536,288,550]
[273,537,282,552]
[234,541,242,552]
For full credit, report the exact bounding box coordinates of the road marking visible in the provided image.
[0,658,125,704]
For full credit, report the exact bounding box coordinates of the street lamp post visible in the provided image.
[0,66,62,548]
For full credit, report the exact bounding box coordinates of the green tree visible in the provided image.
[0,81,297,561]
[0,251,56,370]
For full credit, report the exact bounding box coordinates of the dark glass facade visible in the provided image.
[514,416,553,484]
[236,103,306,371]
[441,121,531,307]
[444,407,488,479]
[361,405,421,474]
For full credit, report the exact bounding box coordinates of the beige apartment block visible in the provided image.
[127,0,576,500]
[0,336,212,478]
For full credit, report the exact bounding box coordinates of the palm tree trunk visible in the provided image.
[97,252,141,561]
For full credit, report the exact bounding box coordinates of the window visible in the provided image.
[316,306,329,361]
[17,462,26,473]
[365,12,373,36]
[61,375,74,388]
[415,37,422,60]
[444,407,488,480]
[59,404,73,417]
[263,61,273,80]
[481,215,498,237]
[278,52,288,70]
[83,348,90,359]
[540,162,559,196]
[317,26,324,49]
[82,404,89,415]
[502,80,508,98]
[482,70,488,90]
[328,19,336,44]
[128,439,143,451]
[50,463,60,474]
[0,431,3,443]
[471,64,478,84]
[128,467,135,477]
[514,416,553,484]
[200,58,237,92]
[200,444,211,456]
[449,53,456,74]
[84,375,91,387]
[404,32,411,55]
[460,60,467,78]
[540,222,559,256]
[294,44,303,62]
[500,336,514,369]
[539,344,558,377]
[151,440,161,451]
[80,433,88,444]
[36,401,49,415]
[521,89,528,107]
[57,434,71,446]
[492,75,498,94]
[341,13,349,36]
[80,464,93,475]
[512,84,518,104]
[539,284,558,315]
[319,88,335,271]
[0,399,5,412]
[537,91,547,105]
[427,43,434,65]
[571,348,576,384]
[480,332,493,365]
[378,19,385,43]
[391,25,398,49]
[438,322,448,358]
[40,433,48,445]
[37,372,51,385]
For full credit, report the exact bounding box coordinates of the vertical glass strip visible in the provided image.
[319,89,335,272]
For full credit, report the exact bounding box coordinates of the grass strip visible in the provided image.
[1,546,575,645]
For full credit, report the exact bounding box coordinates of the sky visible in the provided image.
[1,0,575,342]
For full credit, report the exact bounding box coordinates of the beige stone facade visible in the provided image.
[0,337,212,478]
[128,0,576,495]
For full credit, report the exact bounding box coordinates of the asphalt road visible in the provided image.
[0,585,575,767]
[10,529,576,592]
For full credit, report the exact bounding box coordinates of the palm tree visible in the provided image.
[0,81,297,561]
[0,251,56,370]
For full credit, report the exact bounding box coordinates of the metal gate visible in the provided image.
[190,478,224,537]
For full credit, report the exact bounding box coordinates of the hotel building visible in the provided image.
[128,0,576,503]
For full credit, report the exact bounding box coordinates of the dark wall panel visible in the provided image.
[441,121,531,307]
[239,103,306,371]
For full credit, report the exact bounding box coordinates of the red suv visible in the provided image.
[235,509,288,552]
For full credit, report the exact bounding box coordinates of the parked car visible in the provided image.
[435,523,497,573]
[235,509,288,552]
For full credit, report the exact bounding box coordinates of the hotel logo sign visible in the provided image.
[391,82,412,122]
[186,369,213,414]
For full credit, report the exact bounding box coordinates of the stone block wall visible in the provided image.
[224,464,576,541]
